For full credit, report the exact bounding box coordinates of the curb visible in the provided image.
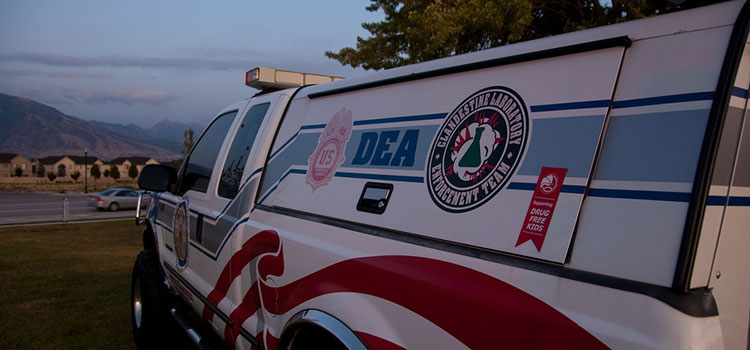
[0,217,133,229]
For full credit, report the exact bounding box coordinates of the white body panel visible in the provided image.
[143,2,750,349]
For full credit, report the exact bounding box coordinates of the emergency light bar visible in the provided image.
[245,67,343,91]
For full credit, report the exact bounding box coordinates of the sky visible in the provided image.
[0,0,383,128]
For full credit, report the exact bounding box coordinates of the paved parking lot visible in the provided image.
[0,192,136,225]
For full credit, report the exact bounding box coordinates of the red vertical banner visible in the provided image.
[516,167,568,252]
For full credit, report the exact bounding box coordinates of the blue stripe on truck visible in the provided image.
[611,91,714,109]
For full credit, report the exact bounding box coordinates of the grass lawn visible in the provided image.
[0,221,143,349]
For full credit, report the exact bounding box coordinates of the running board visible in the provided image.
[170,306,226,350]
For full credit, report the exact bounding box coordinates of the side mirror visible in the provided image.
[135,191,151,226]
[138,164,177,192]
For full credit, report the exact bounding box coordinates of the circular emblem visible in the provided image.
[539,173,559,194]
[427,86,529,212]
[173,201,189,269]
[309,138,342,182]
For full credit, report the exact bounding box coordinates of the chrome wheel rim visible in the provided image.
[133,278,143,328]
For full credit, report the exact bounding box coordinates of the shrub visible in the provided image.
[128,164,138,180]
[110,166,120,180]
[91,164,101,181]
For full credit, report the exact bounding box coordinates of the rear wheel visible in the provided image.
[109,202,119,211]
[131,250,168,349]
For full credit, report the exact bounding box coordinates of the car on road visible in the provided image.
[87,188,146,211]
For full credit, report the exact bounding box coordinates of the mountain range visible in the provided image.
[86,119,203,154]
[0,92,202,161]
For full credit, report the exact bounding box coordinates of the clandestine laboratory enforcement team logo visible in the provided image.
[173,201,189,269]
[427,86,529,212]
[306,107,353,191]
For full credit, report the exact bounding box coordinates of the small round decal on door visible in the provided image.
[173,200,189,269]
[427,87,529,213]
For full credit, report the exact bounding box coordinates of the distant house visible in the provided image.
[0,153,33,177]
[110,157,160,179]
[36,155,104,179]
[32,155,159,180]
[38,156,76,178]
[66,155,104,179]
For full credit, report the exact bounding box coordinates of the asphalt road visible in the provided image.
[0,192,137,225]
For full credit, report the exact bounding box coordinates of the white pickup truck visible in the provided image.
[132,1,750,349]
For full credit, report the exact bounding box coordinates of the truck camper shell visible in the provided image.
[261,0,746,289]
[135,1,750,349]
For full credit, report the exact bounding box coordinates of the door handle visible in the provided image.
[196,214,204,244]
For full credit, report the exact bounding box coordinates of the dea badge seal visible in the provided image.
[427,86,529,212]
[306,107,353,191]
[173,201,189,269]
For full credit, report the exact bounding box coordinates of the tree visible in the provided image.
[104,169,110,178]
[46,171,57,182]
[128,164,139,180]
[91,164,101,181]
[71,171,81,182]
[183,128,195,157]
[325,0,692,70]
[36,164,45,177]
[110,165,120,180]
[326,0,532,70]
[14,167,22,177]
[522,0,697,41]
[523,0,607,40]
[57,164,66,178]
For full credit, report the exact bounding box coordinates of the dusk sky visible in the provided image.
[0,0,382,128]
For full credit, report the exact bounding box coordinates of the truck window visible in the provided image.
[218,103,270,199]
[178,111,237,194]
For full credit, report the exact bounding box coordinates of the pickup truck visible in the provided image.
[132,1,750,348]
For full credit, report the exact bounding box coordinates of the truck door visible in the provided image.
[157,103,243,325]
[170,94,280,343]
[204,98,277,346]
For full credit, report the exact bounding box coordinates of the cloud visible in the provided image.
[0,53,249,71]
[12,86,75,105]
[182,46,267,59]
[0,69,112,79]
[70,87,176,105]
[10,86,175,106]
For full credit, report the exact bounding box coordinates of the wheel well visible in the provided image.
[278,310,366,350]
[142,223,156,251]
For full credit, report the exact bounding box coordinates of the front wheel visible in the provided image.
[131,250,167,349]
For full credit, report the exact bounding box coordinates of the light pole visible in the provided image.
[84,148,88,193]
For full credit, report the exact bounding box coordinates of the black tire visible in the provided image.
[109,202,119,211]
[131,250,168,349]
[283,326,347,350]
